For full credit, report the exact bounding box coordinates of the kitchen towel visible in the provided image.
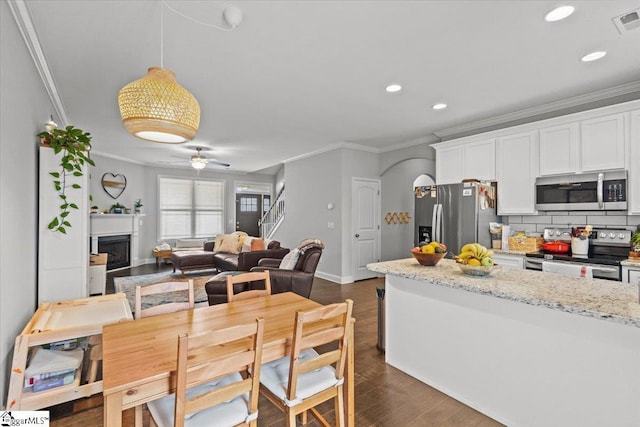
[542,261,593,279]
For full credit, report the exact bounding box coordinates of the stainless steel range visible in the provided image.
[524,228,631,281]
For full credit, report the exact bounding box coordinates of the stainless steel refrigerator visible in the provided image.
[414,182,499,256]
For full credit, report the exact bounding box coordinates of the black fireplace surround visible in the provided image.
[98,234,131,270]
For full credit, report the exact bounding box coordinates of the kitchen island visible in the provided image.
[367,258,640,427]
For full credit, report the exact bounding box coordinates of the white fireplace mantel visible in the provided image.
[90,214,145,267]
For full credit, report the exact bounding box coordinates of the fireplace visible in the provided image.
[98,234,131,270]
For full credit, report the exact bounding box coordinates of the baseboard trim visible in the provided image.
[315,271,354,284]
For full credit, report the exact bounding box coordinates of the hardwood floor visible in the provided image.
[49,265,503,426]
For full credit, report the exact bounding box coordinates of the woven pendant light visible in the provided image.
[118,67,200,143]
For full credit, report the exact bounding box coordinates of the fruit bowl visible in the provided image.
[457,263,496,277]
[411,251,445,266]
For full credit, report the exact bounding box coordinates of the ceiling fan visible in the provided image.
[159,146,230,170]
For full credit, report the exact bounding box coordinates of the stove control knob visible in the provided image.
[609,233,616,239]
[600,232,607,238]
[555,230,561,236]
[619,233,626,239]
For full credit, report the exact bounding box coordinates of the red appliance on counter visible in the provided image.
[541,240,570,254]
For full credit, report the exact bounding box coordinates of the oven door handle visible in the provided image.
[525,258,544,266]
[590,266,618,273]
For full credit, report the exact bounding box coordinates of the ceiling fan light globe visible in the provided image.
[190,156,208,170]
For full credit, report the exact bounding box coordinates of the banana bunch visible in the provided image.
[457,243,494,267]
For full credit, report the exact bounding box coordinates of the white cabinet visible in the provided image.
[38,146,89,303]
[539,123,579,176]
[622,266,640,286]
[493,253,524,270]
[628,110,640,214]
[462,139,495,181]
[435,139,495,184]
[580,113,625,172]
[88,264,106,295]
[435,145,463,184]
[496,131,537,215]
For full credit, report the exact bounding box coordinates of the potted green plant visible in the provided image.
[134,199,143,214]
[110,202,126,214]
[38,124,95,234]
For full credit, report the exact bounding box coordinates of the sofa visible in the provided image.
[205,239,324,305]
[170,234,289,277]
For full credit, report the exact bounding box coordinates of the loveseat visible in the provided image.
[170,234,289,277]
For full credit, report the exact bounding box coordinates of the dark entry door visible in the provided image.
[235,194,262,236]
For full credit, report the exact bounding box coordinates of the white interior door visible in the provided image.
[352,178,380,281]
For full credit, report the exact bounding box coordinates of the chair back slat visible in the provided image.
[227,271,271,302]
[173,317,264,426]
[135,280,195,319]
[286,300,353,402]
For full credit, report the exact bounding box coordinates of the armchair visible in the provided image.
[250,241,323,298]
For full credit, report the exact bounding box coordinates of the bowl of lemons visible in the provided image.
[411,241,447,266]
[455,242,496,276]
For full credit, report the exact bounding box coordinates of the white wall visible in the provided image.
[381,158,435,261]
[0,1,55,407]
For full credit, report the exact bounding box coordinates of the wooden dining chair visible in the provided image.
[134,280,195,319]
[146,317,265,427]
[259,299,354,427]
[226,271,271,302]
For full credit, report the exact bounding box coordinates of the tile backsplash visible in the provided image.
[507,211,640,233]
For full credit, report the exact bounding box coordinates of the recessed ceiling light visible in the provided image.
[580,51,607,62]
[432,103,447,110]
[386,84,402,93]
[545,5,575,22]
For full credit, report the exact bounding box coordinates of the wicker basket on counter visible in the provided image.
[507,236,543,252]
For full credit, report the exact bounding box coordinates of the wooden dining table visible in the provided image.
[102,292,355,426]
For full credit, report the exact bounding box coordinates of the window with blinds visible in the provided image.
[159,177,224,240]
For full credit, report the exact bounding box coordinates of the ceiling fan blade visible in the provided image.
[157,159,188,164]
[209,159,230,167]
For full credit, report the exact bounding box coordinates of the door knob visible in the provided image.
[355,233,360,238]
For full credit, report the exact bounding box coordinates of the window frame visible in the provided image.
[157,175,226,241]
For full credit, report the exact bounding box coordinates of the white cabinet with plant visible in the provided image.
[38,124,94,303]
[496,131,538,215]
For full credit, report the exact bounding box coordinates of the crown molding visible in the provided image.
[281,142,379,164]
[433,80,640,138]
[377,135,440,153]
[8,0,69,126]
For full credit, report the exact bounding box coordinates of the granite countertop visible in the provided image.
[621,259,640,267]
[367,258,640,328]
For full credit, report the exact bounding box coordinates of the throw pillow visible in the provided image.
[279,248,300,270]
[251,238,265,251]
[218,236,241,254]
[241,236,255,252]
[214,234,230,252]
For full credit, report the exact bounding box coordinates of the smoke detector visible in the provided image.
[613,9,640,34]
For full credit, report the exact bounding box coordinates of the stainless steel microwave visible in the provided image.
[535,171,627,211]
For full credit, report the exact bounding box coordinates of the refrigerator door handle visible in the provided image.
[431,204,438,243]
[435,204,443,242]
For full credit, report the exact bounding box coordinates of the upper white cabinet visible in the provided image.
[496,131,537,215]
[435,139,495,184]
[538,123,579,176]
[435,145,463,184]
[580,113,625,172]
[463,139,496,181]
[629,110,640,214]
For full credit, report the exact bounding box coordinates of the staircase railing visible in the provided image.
[260,186,285,239]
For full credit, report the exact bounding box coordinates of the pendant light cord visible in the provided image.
[163,1,237,32]
[160,0,164,68]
